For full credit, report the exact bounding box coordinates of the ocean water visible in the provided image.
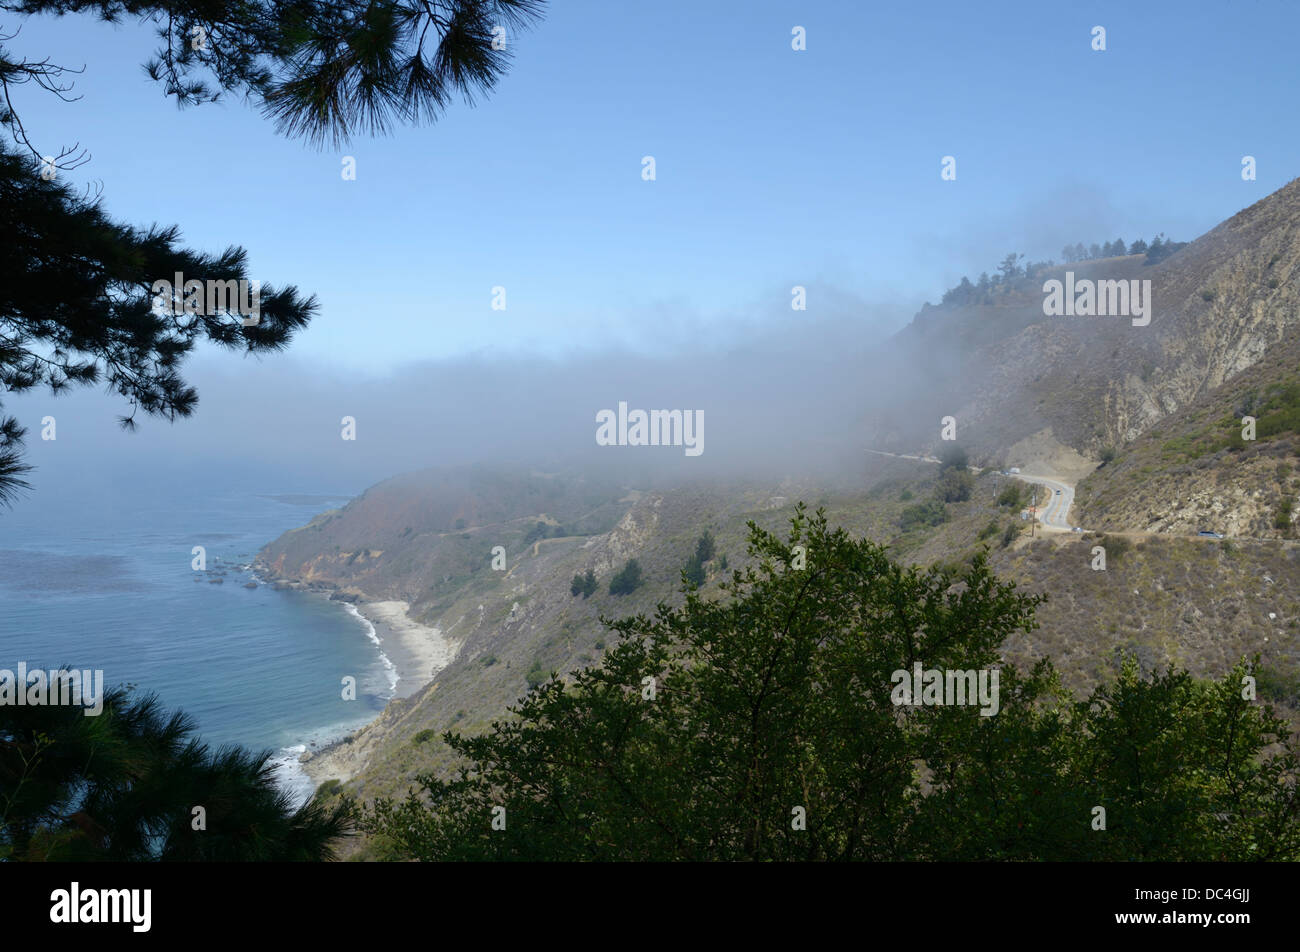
[0,478,396,804]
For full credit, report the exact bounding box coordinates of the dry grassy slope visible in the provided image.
[872,177,1300,464]
[256,466,633,606]
[302,477,842,806]
[1075,322,1300,536]
[304,461,1300,860]
[991,534,1300,701]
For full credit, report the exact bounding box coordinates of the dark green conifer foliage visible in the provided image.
[0,685,351,860]
[0,0,546,504]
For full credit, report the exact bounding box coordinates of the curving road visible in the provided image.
[865,448,1300,542]
[866,449,1080,532]
[1010,472,1076,532]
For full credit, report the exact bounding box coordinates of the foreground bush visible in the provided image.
[366,506,1300,860]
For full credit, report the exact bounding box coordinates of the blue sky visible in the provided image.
[11,0,1300,373]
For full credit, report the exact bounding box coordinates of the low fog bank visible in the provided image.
[5,306,930,509]
[2,179,1165,513]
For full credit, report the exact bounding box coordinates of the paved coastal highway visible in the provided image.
[864,449,1288,542]
[866,449,1079,532]
[1010,472,1076,532]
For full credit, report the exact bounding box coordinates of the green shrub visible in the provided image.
[523,522,552,546]
[412,729,437,745]
[978,520,1000,541]
[682,532,715,588]
[899,489,913,501]
[1098,534,1131,562]
[609,559,643,595]
[900,500,948,531]
[570,569,598,598]
[939,443,968,472]
[694,531,716,564]
[682,558,705,589]
[936,468,975,503]
[1256,661,1300,704]
[525,662,555,689]
[997,484,1025,508]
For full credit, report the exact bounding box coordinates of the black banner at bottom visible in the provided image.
[0,861,1286,940]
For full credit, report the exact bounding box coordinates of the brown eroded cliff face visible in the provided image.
[1075,319,1300,538]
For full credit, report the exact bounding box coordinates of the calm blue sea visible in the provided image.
[0,474,395,803]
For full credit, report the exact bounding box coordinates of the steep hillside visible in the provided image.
[275,475,846,795]
[993,533,1300,701]
[274,462,1300,862]
[1075,321,1300,536]
[258,466,634,615]
[265,180,1300,857]
[868,177,1300,466]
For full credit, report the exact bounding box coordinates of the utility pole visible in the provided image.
[1030,485,1037,538]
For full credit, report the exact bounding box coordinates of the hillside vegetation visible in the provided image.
[361,510,1300,861]
[264,461,1300,861]
[266,176,1300,858]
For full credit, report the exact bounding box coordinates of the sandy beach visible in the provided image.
[356,600,457,699]
[297,599,457,787]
